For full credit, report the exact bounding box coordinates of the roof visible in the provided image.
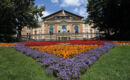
[42,9,84,19]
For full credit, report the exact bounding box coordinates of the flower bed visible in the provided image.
[14,42,116,80]
[24,40,111,46]
[30,45,100,58]
[0,43,17,47]
[114,41,130,45]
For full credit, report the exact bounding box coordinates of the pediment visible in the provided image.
[42,10,84,21]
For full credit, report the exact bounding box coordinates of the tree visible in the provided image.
[86,0,130,40]
[0,0,45,42]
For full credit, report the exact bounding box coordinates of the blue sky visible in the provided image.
[35,0,88,21]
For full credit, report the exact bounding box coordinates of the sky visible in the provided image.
[35,0,88,21]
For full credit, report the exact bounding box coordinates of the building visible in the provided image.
[21,9,99,41]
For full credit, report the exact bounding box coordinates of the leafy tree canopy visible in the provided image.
[86,0,130,40]
[0,0,45,42]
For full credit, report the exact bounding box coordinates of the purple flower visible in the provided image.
[14,42,116,80]
[45,66,53,74]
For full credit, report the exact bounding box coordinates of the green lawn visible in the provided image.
[80,46,130,80]
[0,46,130,80]
[0,47,57,80]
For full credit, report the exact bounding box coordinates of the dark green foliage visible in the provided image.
[0,0,45,42]
[86,0,130,40]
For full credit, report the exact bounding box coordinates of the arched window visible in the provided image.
[27,33,30,39]
[49,26,53,34]
[35,30,37,35]
[74,25,79,34]
[96,31,100,37]
[62,25,66,32]
[90,29,92,33]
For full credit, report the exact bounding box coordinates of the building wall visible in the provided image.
[21,22,98,40]
[20,9,100,40]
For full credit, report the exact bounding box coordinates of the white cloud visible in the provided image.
[60,0,86,7]
[79,7,86,16]
[74,7,88,18]
[38,11,50,22]
[38,17,42,22]
[74,8,78,12]
[42,11,50,17]
[51,0,59,3]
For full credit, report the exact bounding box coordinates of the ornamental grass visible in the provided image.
[30,45,100,58]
